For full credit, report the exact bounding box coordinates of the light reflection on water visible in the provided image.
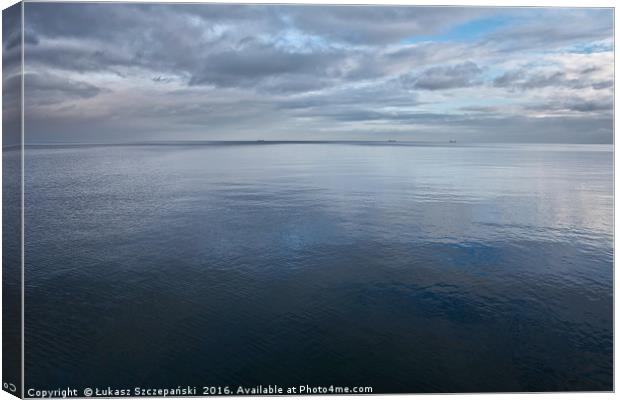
[24,142,612,392]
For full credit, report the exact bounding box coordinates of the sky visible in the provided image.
[5,3,615,143]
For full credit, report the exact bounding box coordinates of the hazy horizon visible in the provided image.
[17,139,617,146]
[3,4,614,143]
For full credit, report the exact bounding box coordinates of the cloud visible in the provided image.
[4,30,39,51]
[493,65,612,91]
[564,99,613,112]
[24,72,104,106]
[18,3,614,143]
[526,98,613,114]
[288,6,489,45]
[186,40,345,89]
[459,106,499,113]
[403,61,483,90]
[481,8,613,52]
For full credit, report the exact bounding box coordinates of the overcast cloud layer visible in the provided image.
[8,4,614,143]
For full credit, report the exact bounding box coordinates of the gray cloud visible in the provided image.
[24,72,104,106]
[4,30,39,51]
[289,6,489,45]
[15,3,615,143]
[493,67,612,91]
[187,40,345,89]
[403,61,483,90]
[459,106,500,113]
[565,99,613,112]
[2,3,22,146]
[526,98,614,114]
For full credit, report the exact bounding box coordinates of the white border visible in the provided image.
[0,2,616,400]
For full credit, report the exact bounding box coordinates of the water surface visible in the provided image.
[24,142,613,392]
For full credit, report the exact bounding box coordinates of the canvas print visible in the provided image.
[2,2,614,397]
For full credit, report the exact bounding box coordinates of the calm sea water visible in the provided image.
[24,142,613,393]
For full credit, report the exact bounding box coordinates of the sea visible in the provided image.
[23,142,613,392]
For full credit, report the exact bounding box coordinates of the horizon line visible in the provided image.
[12,139,614,147]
